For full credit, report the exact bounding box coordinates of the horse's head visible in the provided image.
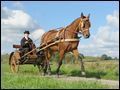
[78,13,91,38]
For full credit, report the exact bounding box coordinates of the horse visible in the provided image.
[40,13,91,76]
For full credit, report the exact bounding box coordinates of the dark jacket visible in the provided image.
[21,37,33,48]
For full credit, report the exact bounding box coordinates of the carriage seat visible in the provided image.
[13,44,37,59]
[13,44,23,52]
[13,44,22,48]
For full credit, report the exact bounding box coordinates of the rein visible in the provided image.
[20,38,79,64]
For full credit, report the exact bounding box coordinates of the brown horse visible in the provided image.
[40,13,91,76]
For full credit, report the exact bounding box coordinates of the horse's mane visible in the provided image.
[48,30,57,32]
[69,16,87,26]
[67,17,81,28]
[70,17,80,25]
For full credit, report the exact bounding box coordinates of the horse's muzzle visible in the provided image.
[85,34,90,38]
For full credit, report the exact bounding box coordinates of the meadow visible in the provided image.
[1,54,119,89]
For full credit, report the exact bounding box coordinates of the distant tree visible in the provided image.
[101,54,108,60]
[101,54,115,60]
[107,56,112,60]
[114,57,118,60]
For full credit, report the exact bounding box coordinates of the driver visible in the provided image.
[20,31,33,54]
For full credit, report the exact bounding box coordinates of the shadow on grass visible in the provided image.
[51,69,107,79]
[70,70,107,79]
[50,69,68,75]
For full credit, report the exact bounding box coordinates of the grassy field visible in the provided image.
[1,54,119,89]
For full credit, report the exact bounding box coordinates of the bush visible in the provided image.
[101,54,113,60]
[101,54,108,60]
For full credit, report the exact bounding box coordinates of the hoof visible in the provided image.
[56,73,60,78]
[81,72,86,76]
[41,72,45,76]
[57,74,59,78]
[48,72,51,76]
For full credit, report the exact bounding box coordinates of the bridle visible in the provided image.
[55,17,90,40]
[66,18,89,35]
[77,18,90,34]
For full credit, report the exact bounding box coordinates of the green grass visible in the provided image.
[1,61,119,89]
[50,61,119,80]
[1,66,113,89]
[1,54,119,89]
[2,73,111,89]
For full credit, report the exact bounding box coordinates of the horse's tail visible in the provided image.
[9,52,14,65]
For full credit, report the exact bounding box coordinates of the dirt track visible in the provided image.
[43,75,119,88]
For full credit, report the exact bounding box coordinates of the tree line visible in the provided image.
[101,54,119,60]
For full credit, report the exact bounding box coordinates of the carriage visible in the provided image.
[9,43,45,73]
[9,13,91,76]
[9,38,79,73]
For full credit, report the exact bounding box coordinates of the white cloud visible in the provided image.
[106,10,119,29]
[1,6,13,19]
[79,10,119,58]
[1,7,36,30]
[1,6,45,54]
[30,29,45,42]
[94,25,119,46]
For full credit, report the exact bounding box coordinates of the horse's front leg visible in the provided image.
[72,49,86,76]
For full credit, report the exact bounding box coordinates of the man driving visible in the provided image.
[21,31,33,54]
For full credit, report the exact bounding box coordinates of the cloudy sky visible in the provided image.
[1,1,119,58]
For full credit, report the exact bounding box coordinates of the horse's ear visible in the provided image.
[81,12,84,18]
[88,13,90,18]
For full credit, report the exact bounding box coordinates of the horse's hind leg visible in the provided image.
[46,51,52,75]
[79,54,85,76]
[47,61,51,75]
[56,50,64,77]
[37,64,43,75]
[41,50,52,76]
[72,49,86,76]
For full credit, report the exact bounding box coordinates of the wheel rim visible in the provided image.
[10,55,19,73]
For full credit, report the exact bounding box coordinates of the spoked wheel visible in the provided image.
[9,51,20,73]
[10,57,19,73]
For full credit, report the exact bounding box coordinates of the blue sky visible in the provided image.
[3,1,118,30]
[1,1,119,57]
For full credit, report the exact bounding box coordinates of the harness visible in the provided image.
[55,18,89,40]
[20,18,89,63]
